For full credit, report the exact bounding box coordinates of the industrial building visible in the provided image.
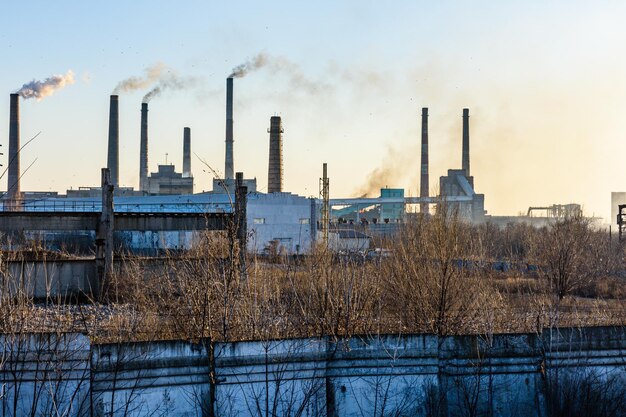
[145,164,193,195]
[612,192,626,225]
[5,73,595,256]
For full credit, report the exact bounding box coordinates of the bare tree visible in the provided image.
[384,207,490,337]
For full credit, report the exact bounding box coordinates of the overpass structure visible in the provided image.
[0,169,246,300]
[0,210,229,233]
[329,195,473,207]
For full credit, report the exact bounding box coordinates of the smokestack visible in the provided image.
[139,102,148,192]
[183,127,191,177]
[7,93,20,203]
[267,116,283,193]
[420,108,429,213]
[107,95,119,188]
[225,77,234,179]
[462,108,470,176]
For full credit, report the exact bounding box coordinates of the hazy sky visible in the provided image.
[1,1,625,221]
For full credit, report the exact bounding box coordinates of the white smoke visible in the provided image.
[17,70,75,100]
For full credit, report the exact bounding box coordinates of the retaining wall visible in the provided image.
[0,327,624,416]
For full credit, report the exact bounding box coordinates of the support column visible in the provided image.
[235,172,247,278]
[96,168,114,300]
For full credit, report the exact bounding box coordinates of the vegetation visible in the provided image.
[1,210,625,342]
[1,210,625,416]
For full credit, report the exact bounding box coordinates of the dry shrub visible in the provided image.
[384,209,498,337]
[575,276,626,300]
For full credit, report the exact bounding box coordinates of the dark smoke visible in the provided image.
[354,143,418,197]
[228,53,323,94]
[229,53,268,78]
[142,71,198,103]
[113,63,166,94]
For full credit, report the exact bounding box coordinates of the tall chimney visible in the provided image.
[462,108,470,176]
[7,93,20,203]
[225,77,234,180]
[107,95,119,188]
[420,107,429,214]
[267,116,283,193]
[183,127,191,177]
[139,102,148,192]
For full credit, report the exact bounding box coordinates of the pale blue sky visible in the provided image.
[2,1,626,220]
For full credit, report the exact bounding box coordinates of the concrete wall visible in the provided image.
[0,333,91,416]
[2,259,98,299]
[1,327,624,416]
[91,340,211,416]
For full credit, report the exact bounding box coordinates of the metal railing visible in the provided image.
[0,200,233,214]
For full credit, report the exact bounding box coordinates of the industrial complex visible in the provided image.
[1,77,593,255]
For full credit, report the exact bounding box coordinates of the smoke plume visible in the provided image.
[16,70,75,100]
[113,63,167,94]
[229,53,323,94]
[354,144,418,198]
[229,53,268,78]
[142,70,198,103]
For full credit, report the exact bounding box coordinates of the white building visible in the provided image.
[247,192,315,255]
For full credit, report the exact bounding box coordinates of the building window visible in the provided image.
[253,218,265,224]
[299,218,310,224]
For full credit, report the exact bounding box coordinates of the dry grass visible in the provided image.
[1,213,625,344]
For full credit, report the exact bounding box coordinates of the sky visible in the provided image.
[1,1,626,222]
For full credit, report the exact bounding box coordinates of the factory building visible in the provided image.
[611,192,626,225]
[380,188,404,223]
[2,77,512,257]
[145,164,193,195]
[246,192,314,255]
[438,109,485,222]
[327,230,371,252]
[66,187,144,198]
[212,178,257,194]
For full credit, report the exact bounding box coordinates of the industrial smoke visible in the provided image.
[229,53,268,78]
[16,70,75,100]
[142,71,197,103]
[113,63,166,94]
[113,63,197,103]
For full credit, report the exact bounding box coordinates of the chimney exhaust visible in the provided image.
[139,102,148,192]
[183,127,191,177]
[267,116,283,193]
[462,108,470,176]
[7,93,20,204]
[225,77,234,179]
[107,95,120,188]
[420,107,429,213]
